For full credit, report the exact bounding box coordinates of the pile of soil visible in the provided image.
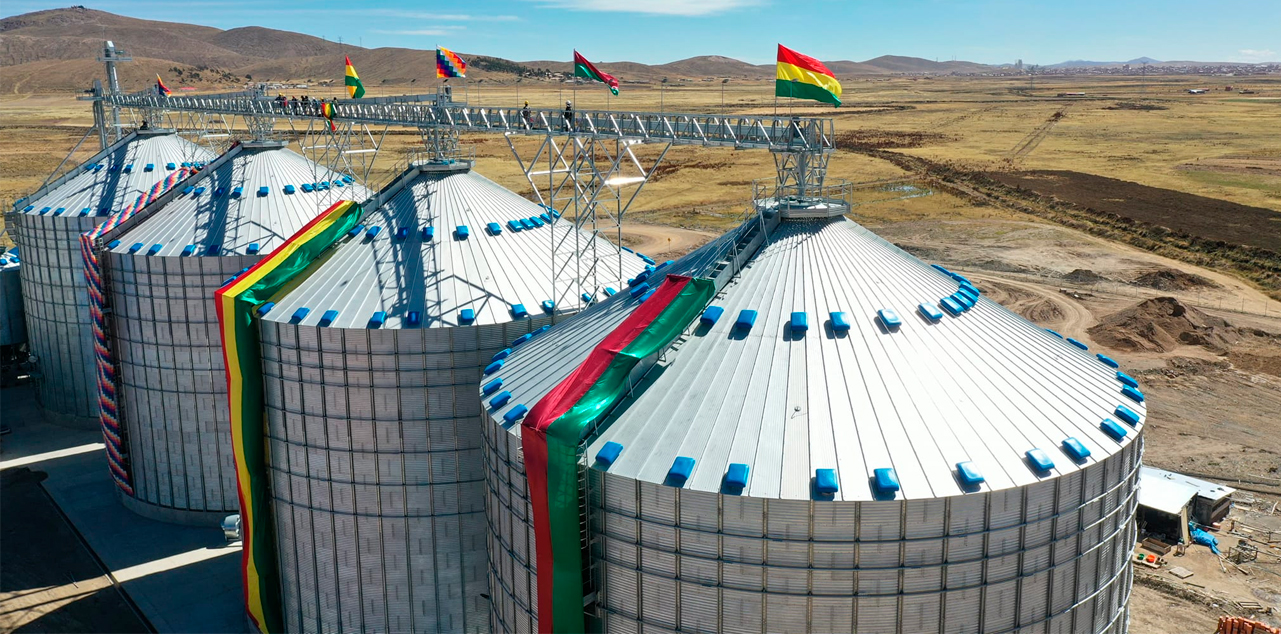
[1063,268,1108,284]
[1088,297,1237,353]
[1133,268,1220,291]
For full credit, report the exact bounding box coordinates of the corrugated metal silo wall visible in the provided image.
[261,314,555,633]
[486,419,1141,634]
[1,265,27,346]
[13,213,105,425]
[108,251,257,518]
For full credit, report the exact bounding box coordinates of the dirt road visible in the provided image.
[620,223,718,260]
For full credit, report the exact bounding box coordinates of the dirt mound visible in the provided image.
[1064,268,1108,284]
[1088,297,1237,353]
[1133,268,1220,291]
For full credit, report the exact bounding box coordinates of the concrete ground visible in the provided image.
[1,380,246,633]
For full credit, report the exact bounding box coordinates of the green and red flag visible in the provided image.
[344,56,365,98]
[573,50,619,95]
[520,274,713,633]
[776,44,842,106]
[216,199,364,634]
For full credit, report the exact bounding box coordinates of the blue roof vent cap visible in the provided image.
[1097,354,1120,369]
[725,463,750,491]
[638,289,656,303]
[502,404,529,424]
[487,222,503,235]
[541,300,555,313]
[456,225,470,239]
[318,310,339,327]
[830,311,851,331]
[368,311,387,328]
[347,225,365,238]
[519,218,534,230]
[735,310,758,330]
[107,240,121,249]
[396,227,409,240]
[507,219,522,232]
[791,311,809,332]
[1121,385,1145,403]
[144,163,154,172]
[701,306,724,326]
[581,292,594,304]
[365,226,381,239]
[1114,404,1141,426]
[423,226,435,241]
[1062,437,1091,462]
[207,244,222,255]
[667,457,696,487]
[873,468,900,495]
[459,308,475,324]
[127,242,144,254]
[1100,418,1128,441]
[256,302,275,316]
[247,243,260,255]
[290,307,310,324]
[940,296,964,316]
[629,282,650,298]
[511,304,529,319]
[596,442,624,467]
[301,183,314,192]
[956,461,985,487]
[484,359,505,375]
[1116,371,1139,388]
[1025,449,1054,473]
[1067,337,1089,351]
[1045,328,1064,339]
[877,309,902,330]
[482,378,505,395]
[918,302,943,322]
[604,287,617,296]
[79,207,91,216]
[489,391,513,408]
[181,244,195,256]
[284,185,296,194]
[492,348,512,363]
[512,332,535,347]
[166,162,177,170]
[406,311,421,326]
[146,244,163,256]
[814,469,839,495]
[231,186,243,198]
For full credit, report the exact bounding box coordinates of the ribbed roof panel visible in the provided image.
[16,132,213,219]
[487,215,1146,501]
[264,165,651,329]
[110,145,370,257]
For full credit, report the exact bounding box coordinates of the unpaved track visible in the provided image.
[968,273,1095,336]
[620,223,717,259]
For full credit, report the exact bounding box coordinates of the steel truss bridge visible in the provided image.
[95,83,840,309]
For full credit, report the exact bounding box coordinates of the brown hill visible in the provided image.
[0,7,1005,93]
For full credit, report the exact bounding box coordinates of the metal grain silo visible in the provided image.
[9,130,213,427]
[484,204,1145,634]
[87,140,370,524]
[254,159,650,632]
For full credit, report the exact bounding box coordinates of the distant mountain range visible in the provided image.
[0,8,1269,93]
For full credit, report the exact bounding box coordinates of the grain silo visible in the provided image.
[10,130,213,427]
[484,202,1145,633]
[234,158,650,633]
[86,139,370,524]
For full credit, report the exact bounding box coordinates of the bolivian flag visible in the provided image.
[344,56,365,98]
[320,102,336,131]
[776,44,841,106]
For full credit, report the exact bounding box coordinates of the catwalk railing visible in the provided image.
[104,92,835,152]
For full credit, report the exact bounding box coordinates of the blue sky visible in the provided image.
[4,0,1278,65]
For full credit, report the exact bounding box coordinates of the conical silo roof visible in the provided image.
[262,161,652,330]
[106,141,371,257]
[16,130,211,220]
[489,213,1146,499]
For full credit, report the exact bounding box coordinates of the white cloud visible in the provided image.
[374,28,467,36]
[371,11,521,22]
[531,0,761,16]
[1233,49,1278,63]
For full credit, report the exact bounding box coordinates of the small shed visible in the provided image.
[1145,466,1236,525]
[1138,466,1198,544]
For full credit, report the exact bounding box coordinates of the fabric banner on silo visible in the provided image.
[521,274,714,633]
[80,166,194,496]
[216,199,363,634]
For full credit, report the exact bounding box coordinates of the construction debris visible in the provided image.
[1216,616,1280,633]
